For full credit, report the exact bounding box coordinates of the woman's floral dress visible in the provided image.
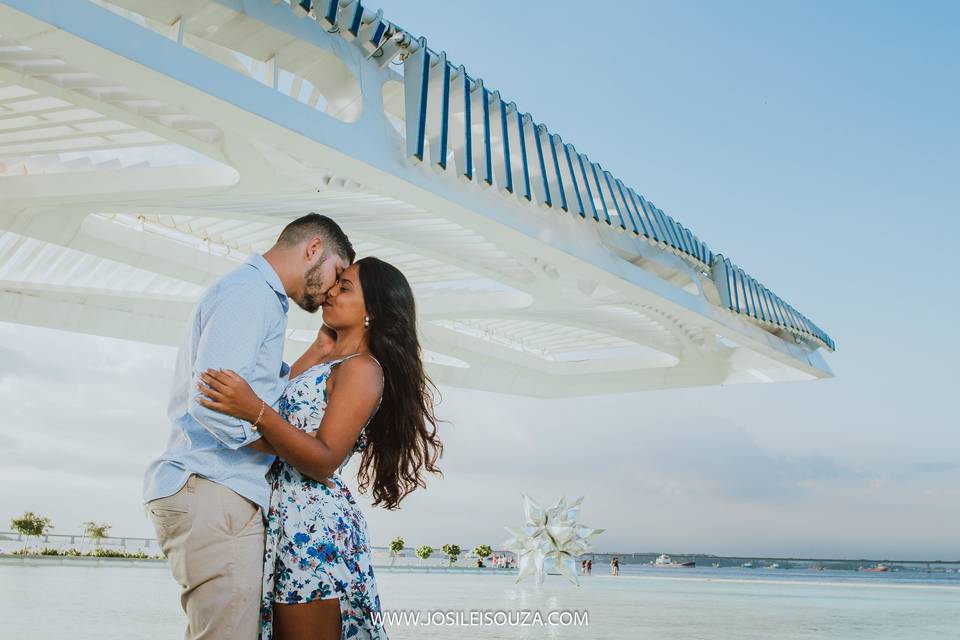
[260,354,388,640]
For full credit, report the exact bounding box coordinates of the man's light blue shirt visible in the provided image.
[143,253,291,515]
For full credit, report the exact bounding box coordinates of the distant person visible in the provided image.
[611,557,620,576]
[477,558,485,568]
[581,559,587,574]
[587,559,593,575]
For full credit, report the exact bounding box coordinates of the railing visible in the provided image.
[712,255,835,351]
[0,532,514,568]
[0,532,159,555]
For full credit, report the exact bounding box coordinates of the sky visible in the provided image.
[1,1,959,560]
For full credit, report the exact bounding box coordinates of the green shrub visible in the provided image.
[87,548,126,558]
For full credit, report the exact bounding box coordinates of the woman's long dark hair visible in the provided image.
[355,256,443,509]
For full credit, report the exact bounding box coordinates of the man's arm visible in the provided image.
[186,282,275,451]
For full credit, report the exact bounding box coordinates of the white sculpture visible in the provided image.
[503,494,605,586]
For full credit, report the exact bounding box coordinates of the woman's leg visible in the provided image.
[273,598,341,640]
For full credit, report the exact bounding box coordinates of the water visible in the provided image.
[614,561,960,587]
[1,562,957,639]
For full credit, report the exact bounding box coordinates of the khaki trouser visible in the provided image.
[146,474,266,640]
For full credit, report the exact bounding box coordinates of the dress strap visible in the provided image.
[331,352,381,370]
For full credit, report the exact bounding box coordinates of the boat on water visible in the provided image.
[741,562,755,568]
[765,563,780,569]
[860,564,889,572]
[711,562,721,568]
[652,554,695,568]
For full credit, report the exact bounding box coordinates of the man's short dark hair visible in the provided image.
[276,213,355,263]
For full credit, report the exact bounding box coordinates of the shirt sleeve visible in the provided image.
[186,282,272,450]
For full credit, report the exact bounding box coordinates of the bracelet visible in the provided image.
[251,401,266,432]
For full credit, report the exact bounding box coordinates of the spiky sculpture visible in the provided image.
[503,494,605,586]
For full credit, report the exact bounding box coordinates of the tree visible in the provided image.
[473,544,493,562]
[81,521,112,550]
[10,512,54,554]
[389,536,404,567]
[415,545,433,565]
[441,543,461,566]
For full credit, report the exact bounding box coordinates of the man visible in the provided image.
[143,213,354,639]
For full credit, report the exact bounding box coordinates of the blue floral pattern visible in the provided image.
[260,356,387,639]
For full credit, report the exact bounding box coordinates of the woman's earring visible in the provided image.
[364,316,370,328]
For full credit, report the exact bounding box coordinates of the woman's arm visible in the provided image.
[244,325,336,453]
[197,358,382,482]
[247,438,277,456]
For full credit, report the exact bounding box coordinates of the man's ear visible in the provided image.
[305,236,324,261]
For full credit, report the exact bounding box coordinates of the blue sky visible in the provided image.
[1,1,958,559]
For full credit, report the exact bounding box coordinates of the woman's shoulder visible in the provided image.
[331,353,382,377]
[329,354,383,391]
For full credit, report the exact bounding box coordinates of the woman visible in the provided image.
[196,257,443,640]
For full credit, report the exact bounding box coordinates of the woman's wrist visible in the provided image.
[250,400,266,431]
[243,394,268,423]
[253,404,283,432]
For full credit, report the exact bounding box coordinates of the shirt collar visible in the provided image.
[245,253,289,313]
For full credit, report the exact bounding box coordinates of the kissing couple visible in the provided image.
[142,213,444,639]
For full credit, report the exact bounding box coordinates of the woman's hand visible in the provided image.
[290,325,338,379]
[197,369,262,423]
[314,324,337,357]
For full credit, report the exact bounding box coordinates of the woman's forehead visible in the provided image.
[339,263,360,280]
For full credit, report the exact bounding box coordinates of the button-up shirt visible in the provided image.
[143,253,291,515]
